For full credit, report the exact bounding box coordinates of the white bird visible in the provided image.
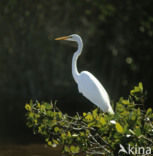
[55,34,114,114]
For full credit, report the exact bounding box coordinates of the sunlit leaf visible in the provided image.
[70,145,80,154]
[115,122,124,134]
[146,108,152,115]
[64,145,70,152]
[99,117,106,125]
[139,82,143,92]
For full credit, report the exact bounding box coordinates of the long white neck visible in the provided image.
[72,38,83,83]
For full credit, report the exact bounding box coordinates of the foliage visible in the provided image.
[25,83,153,155]
[1,0,153,137]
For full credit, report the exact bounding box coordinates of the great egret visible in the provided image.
[55,34,114,114]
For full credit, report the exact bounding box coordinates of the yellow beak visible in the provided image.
[55,36,70,40]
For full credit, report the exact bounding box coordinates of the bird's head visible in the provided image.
[55,34,82,42]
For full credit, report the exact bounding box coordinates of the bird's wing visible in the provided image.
[77,71,110,112]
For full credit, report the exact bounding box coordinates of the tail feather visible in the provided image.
[108,106,114,114]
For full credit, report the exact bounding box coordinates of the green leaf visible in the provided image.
[83,112,87,116]
[61,133,66,140]
[67,131,71,137]
[92,108,98,118]
[64,145,70,152]
[115,122,124,134]
[121,110,129,116]
[99,117,106,125]
[48,141,52,146]
[130,82,143,96]
[52,139,59,145]
[70,145,80,154]
[134,126,141,136]
[139,82,143,92]
[146,108,152,115]
[88,121,95,127]
[85,113,93,121]
[58,112,62,118]
[25,104,31,111]
[40,105,46,111]
[49,119,57,127]
[46,111,53,117]
[130,112,136,121]
[44,102,52,109]
[137,108,141,116]
[54,127,60,133]
[122,99,130,105]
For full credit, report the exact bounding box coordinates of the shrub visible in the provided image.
[25,83,153,155]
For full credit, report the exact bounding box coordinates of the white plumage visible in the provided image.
[78,71,113,113]
[55,34,114,114]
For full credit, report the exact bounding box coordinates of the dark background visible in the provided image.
[0,0,153,143]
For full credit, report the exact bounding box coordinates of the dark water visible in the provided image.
[0,144,62,156]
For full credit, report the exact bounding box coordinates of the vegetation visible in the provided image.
[25,83,153,155]
[0,0,153,144]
